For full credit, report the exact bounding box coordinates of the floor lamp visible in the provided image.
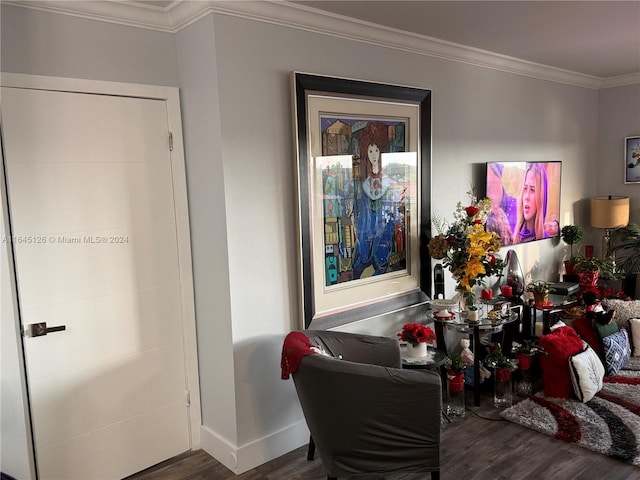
[590,195,630,259]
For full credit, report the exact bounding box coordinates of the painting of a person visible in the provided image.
[513,163,558,243]
[352,121,395,278]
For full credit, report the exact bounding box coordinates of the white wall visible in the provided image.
[598,84,640,298]
[1,3,636,477]
[174,14,241,464]
[1,4,178,86]
[598,84,640,225]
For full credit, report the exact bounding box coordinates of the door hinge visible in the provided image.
[185,389,190,407]
[169,132,174,151]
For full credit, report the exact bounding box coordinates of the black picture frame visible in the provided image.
[292,72,432,329]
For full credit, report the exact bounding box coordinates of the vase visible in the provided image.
[406,342,427,358]
[564,260,577,276]
[493,367,513,408]
[514,353,534,396]
[533,291,549,306]
[578,271,599,290]
[502,250,525,298]
[446,370,465,417]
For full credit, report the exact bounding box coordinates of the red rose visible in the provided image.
[474,219,482,224]
[488,254,496,266]
[465,206,479,217]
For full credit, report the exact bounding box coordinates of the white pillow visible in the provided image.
[630,318,640,357]
[568,345,605,403]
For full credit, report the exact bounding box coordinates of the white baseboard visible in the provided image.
[200,420,310,475]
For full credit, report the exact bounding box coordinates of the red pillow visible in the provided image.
[539,326,585,398]
[572,315,601,353]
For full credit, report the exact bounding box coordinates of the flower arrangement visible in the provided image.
[428,189,504,307]
[397,323,436,347]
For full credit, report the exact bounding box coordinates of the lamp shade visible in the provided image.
[591,196,630,229]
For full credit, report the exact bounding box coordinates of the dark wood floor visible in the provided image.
[127,388,639,480]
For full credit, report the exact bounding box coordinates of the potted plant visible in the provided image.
[525,280,552,306]
[444,353,467,416]
[512,339,546,396]
[574,255,619,291]
[512,339,546,367]
[561,225,583,275]
[483,344,517,408]
[609,223,640,274]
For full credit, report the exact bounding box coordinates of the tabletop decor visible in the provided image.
[293,72,432,329]
[428,189,504,313]
[445,351,467,417]
[483,344,518,408]
[526,280,552,307]
[560,224,583,275]
[398,323,435,358]
[512,339,546,396]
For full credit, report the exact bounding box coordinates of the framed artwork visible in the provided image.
[625,136,640,184]
[292,72,432,329]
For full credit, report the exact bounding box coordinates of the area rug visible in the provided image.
[501,369,640,467]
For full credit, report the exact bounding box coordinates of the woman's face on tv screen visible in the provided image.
[522,170,537,221]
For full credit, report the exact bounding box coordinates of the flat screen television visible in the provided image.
[485,161,561,246]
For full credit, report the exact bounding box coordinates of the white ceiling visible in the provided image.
[294,1,640,79]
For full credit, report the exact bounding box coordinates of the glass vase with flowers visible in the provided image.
[428,189,505,318]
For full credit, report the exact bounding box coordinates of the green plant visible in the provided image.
[609,223,640,275]
[512,339,546,355]
[560,225,583,261]
[445,353,467,372]
[525,280,551,294]
[573,255,619,280]
[483,344,517,371]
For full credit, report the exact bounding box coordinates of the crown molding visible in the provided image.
[4,0,638,89]
[600,72,640,89]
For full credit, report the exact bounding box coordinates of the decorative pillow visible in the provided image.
[539,326,585,398]
[602,299,640,329]
[630,318,640,357]
[593,318,618,341]
[572,315,601,353]
[601,329,632,376]
[568,345,605,402]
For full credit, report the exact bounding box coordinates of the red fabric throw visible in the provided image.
[539,326,584,399]
[572,315,602,353]
[281,332,315,380]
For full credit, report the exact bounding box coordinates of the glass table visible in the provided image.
[430,308,520,406]
[522,294,580,337]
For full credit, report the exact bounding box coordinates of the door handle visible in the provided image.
[24,322,66,338]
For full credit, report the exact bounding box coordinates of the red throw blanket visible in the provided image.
[281,332,315,379]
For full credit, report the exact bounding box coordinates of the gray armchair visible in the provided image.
[283,330,442,480]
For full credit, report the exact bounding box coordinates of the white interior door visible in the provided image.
[2,86,193,479]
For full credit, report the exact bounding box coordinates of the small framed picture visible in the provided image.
[625,136,640,184]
